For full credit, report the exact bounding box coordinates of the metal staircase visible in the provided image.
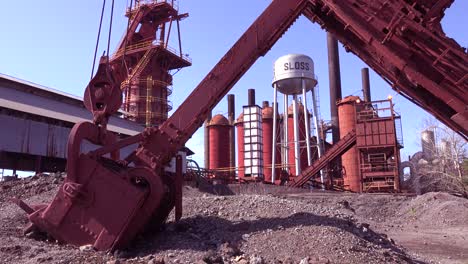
[289,130,357,188]
[120,48,157,89]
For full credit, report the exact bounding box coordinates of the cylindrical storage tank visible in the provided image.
[286,102,308,176]
[235,113,245,179]
[338,96,360,192]
[262,103,282,183]
[208,114,231,171]
[421,130,436,159]
[272,54,317,95]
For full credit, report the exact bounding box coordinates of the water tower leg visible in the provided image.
[272,84,278,183]
[292,95,301,176]
[283,94,289,172]
[302,81,312,166]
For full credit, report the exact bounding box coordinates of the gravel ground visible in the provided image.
[1,174,467,264]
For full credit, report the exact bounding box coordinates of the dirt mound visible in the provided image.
[398,192,468,227]
[1,176,466,263]
[0,173,63,203]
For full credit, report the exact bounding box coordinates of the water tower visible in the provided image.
[271,54,322,183]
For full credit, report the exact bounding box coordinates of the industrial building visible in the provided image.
[204,75,404,192]
[0,73,143,176]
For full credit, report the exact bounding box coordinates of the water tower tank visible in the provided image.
[272,54,317,94]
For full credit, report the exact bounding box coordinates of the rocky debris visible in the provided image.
[397,192,468,227]
[1,175,467,263]
[0,173,64,203]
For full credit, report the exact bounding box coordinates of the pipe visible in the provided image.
[302,81,312,166]
[204,110,212,169]
[362,68,371,102]
[228,94,235,176]
[292,95,301,176]
[283,94,289,172]
[272,85,278,183]
[327,33,342,144]
[248,89,255,106]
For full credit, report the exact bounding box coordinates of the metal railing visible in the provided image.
[127,0,179,14]
[113,40,152,58]
[114,40,191,64]
[360,161,398,173]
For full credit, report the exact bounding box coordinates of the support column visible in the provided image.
[327,33,342,144]
[361,68,371,102]
[302,81,312,166]
[283,94,289,171]
[228,94,235,177]
[35,155,42,175]
[204,111,212,169]
[292,95,301,176]
[272,84,278,183]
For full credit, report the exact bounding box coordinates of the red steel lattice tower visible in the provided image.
[111,0,191,127]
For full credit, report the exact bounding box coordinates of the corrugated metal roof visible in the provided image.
[0,73,143,136]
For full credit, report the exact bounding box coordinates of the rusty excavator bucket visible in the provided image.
[14,58,181,251]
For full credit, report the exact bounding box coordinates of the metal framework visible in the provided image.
[355,99,402,192]
[242,105,264,179]
[111,0,191,127]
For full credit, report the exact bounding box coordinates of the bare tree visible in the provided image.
[406,118,467,198]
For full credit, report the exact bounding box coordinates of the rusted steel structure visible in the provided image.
[302,0,467,139]
[207,114,231,171]
[327,33,342,144]
[110,0,191,127]
[291,97,403,192]
[287,103,308,176]
[235,113,245,179]
[338,96,361,192]
[228,94,236,176]
[16,0,467,251]
[204,110,211,169]
[356,99,403,192]
[361,68,371,102]
[261,101,282,183]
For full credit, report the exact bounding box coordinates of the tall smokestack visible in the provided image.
[228,94,236,174]
[248,89,256,106]
[204,110,212,169]
[361,68,371,102]
[327,33,342,144]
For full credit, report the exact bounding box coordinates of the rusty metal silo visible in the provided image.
[208,114,231,171]
[287,102,308,176]
[235,113,245,179]
[262,101,282,183]
[337,96,361,192]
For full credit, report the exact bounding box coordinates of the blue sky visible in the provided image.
[0,1,466,166]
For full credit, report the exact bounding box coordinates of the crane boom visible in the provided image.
[136,0,467,170]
